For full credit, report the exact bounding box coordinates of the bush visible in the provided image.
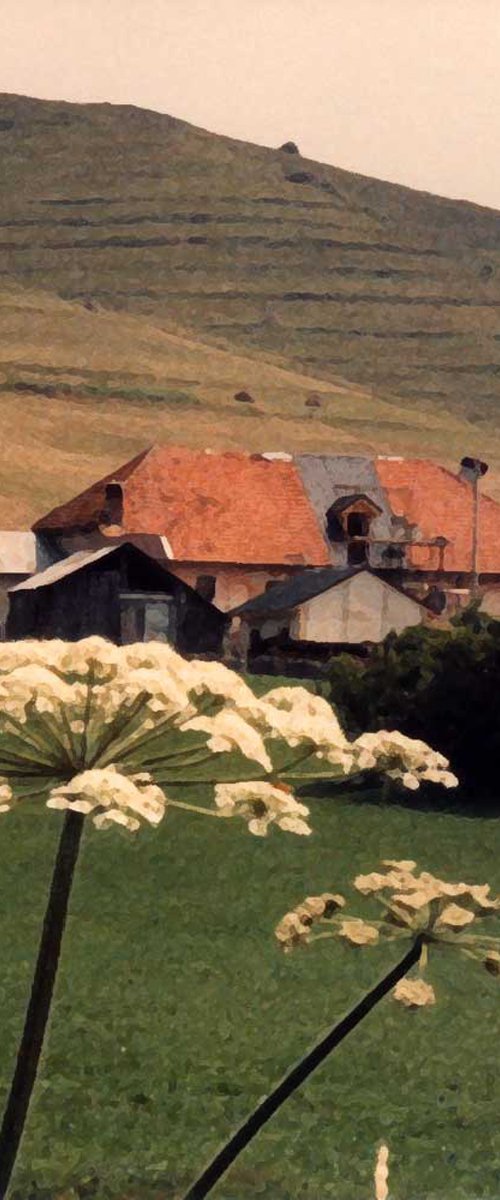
[327,607,500,800]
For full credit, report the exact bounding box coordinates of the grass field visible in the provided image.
[1,786,499,1200]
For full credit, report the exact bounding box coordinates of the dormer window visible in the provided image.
[100,482,124,530]
[326,493,382,565]
[346,511,370,539]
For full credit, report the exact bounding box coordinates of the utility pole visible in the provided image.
[459,457,489,598]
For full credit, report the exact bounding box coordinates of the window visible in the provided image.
[347,540,368,566]
[120,593,175,644]
[196,575,216,602]
[326,495,380,546]
[346,511,369,538]
[101,482,123,527]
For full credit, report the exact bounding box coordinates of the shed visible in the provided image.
[7,542,226,656]
[231,567,426,674]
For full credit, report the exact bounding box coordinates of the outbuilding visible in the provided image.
[7,541,226,657]
[231,566,427,675]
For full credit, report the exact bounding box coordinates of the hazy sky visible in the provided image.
[3,0,500,209]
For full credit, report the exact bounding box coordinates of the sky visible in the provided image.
[3,0,500,209]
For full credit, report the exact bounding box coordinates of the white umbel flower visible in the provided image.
[47,766,167,831]
[214,781,312,837]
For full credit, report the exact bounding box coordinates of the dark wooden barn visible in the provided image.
[6,542,227,657]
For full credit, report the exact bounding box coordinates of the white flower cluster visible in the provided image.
[354,859,500,915]
[277,860,500,1009]
[352,730,458,791]
[47,766,166,832]
[0,637,458,834]
[214,781,311,837]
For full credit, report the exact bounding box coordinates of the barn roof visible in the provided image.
[33,446,330,568]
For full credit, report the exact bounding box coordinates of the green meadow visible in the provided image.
[1,786,499,1200]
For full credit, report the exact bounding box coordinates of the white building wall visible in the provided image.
[291,572,423,644]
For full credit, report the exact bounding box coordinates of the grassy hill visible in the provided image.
[3,286,500,526]
[1,92,500,524]
[2,92,500,420]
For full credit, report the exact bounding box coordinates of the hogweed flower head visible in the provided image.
[276,860,500,1005]
[214,781,312,837]
[0,638,458,835]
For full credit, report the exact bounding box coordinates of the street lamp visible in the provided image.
[459,457,489,597]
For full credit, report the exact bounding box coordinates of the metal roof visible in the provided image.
[10,546,118,592]
[231,566,368,617]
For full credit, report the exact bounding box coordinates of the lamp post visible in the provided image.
[459,457,489,598]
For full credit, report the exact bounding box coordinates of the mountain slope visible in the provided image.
[3,286,500,527]
[1,93,500,422]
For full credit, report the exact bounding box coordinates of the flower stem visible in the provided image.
[168,798,221,818]
[180,935,423,1200]
[0,809,84,1199]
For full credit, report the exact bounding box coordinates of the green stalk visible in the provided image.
[181,936,423,1200]
[0,810,84,1198]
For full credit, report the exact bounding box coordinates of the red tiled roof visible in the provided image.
[375,457,500,574]
[34,446,330,567]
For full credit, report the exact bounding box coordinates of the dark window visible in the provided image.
[196,574,216,602]
[326,508,344,543]
[347,511,369,538]
[120,593,175,644]
[348,540,368,566]
[101,482,124,526]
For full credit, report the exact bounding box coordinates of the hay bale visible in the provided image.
[234,390,255,404]
[286,171,315,184]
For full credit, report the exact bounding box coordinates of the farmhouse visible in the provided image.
[5,443,500,658]
[32,446,330,611]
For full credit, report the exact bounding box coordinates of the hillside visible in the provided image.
[2,92,500,423]
[2,286,500,527]
[1,93,500,527]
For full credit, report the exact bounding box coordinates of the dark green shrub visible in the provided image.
[327,607,500,800]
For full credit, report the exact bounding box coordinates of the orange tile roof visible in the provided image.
[34,446,330,567]
[375,457,500,574]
